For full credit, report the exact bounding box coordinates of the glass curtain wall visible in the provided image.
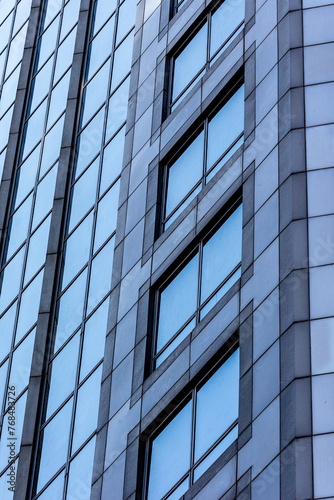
[33,0,136,497]
[0,0,81,498]
[0,0,33,180]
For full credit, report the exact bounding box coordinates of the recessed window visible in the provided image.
[170,0,245,111]
[146,346,239,500]
[163,84,244,230]
[154,203,242,368]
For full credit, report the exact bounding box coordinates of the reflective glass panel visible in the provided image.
[21,99,47,160]
[69,158,99,233]
[54,269,87,352]
[46,332,80,419]
[0,247,25,314]
[71,365,102,453]
[194,349,239,461]
[29,56,54,114]
[37,398,73,492]
[105,76,130,141]
[47,70,71,128]
[87,236,114,314]
[80,298,109,381]
[81,60,110,128]
[15,270,44,344]
[172,24,207,103]
[6,193,33,260]
[166,131,204,218]
[86,16,114,81]
[9,328,36,397]
[75,108,104,178]
[66,437,96,500]
[111,30,134,91]
[207,86,244,171]
[157,254,198,353]
[62,212,94,289]
[93,0,117,35]
[24,215,51,285]
[210,0,245,57]
[32,163,58,230]
[60,0,80,41]
[116,0,136,44]
[36,16,59,71]
[14,146,40,210]
[54,27,76,83]
[147,402,192,500]
[36,471,65,500]
[100,126,125,193]
[201,205,242,303]
[94,181,119,251]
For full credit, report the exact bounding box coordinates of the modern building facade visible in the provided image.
[0,0,333,498]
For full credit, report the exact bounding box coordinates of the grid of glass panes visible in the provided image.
[147,347,240,500]
[0,0,80,495]
[164,84,244,230]
[155,203,242,368]
[170,0,245,111]
[33,0,136,497]
[0,0,33,180]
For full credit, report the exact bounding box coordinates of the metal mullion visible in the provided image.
[206,12,211,67]
[202,117,209,182]
[190,388,197,486]
[196,241,203,326]
[161,162,169,234]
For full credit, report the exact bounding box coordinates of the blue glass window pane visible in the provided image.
[0,303,16,362]
[166,131,204,218]
[71,365,102,453]
[54,269,87,352]
[206,136,243,182]
[86,16,114,81]
[94,180,120,251]
[69,157,99,233]
[81,61,110,128]
[165,185,201,230]
[9,328,36,397]
[193,425,238,482]
[47,70,71,128]
[66,437,96,500]
[201,205,242,303]
[24,215,51,285]
[148,402,192,500]
[36,471,65,500]
[29,56,54,114]
[194,349,239,462]
[80,298,109,381]
[93,0,117,35]
[100,126,125,194]
[5,22,27,78]
[116,0,136,45]
[105,76,130,141]
[54,27,77,83]
[75,108,104,178]
[210,0,245,58]
[37,398,73,492]
[60,0,80,41]
[157,254,198,353]
[6,193,33,260]
[111,30,134,92]
[42,0,62,31]
[0,2,14,28]
[207,86,244,171]
[32,163,58,230]
[172,24,207,103]
[39,115,63,177]
[21,99,47,160]
[46,332,80,419]
[37,15,60,71]
[87,236,114,314]
[0,247,25,314]
[62,212,93,289]
[167,478,189,500]
[14,145,40,210]
[13,0,31,35]
[15,270,44,344]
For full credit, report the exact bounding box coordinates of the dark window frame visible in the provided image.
[143,338,239,500]
[168,0,245,113]
[161,75,244,233]
[152,196,242,370]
